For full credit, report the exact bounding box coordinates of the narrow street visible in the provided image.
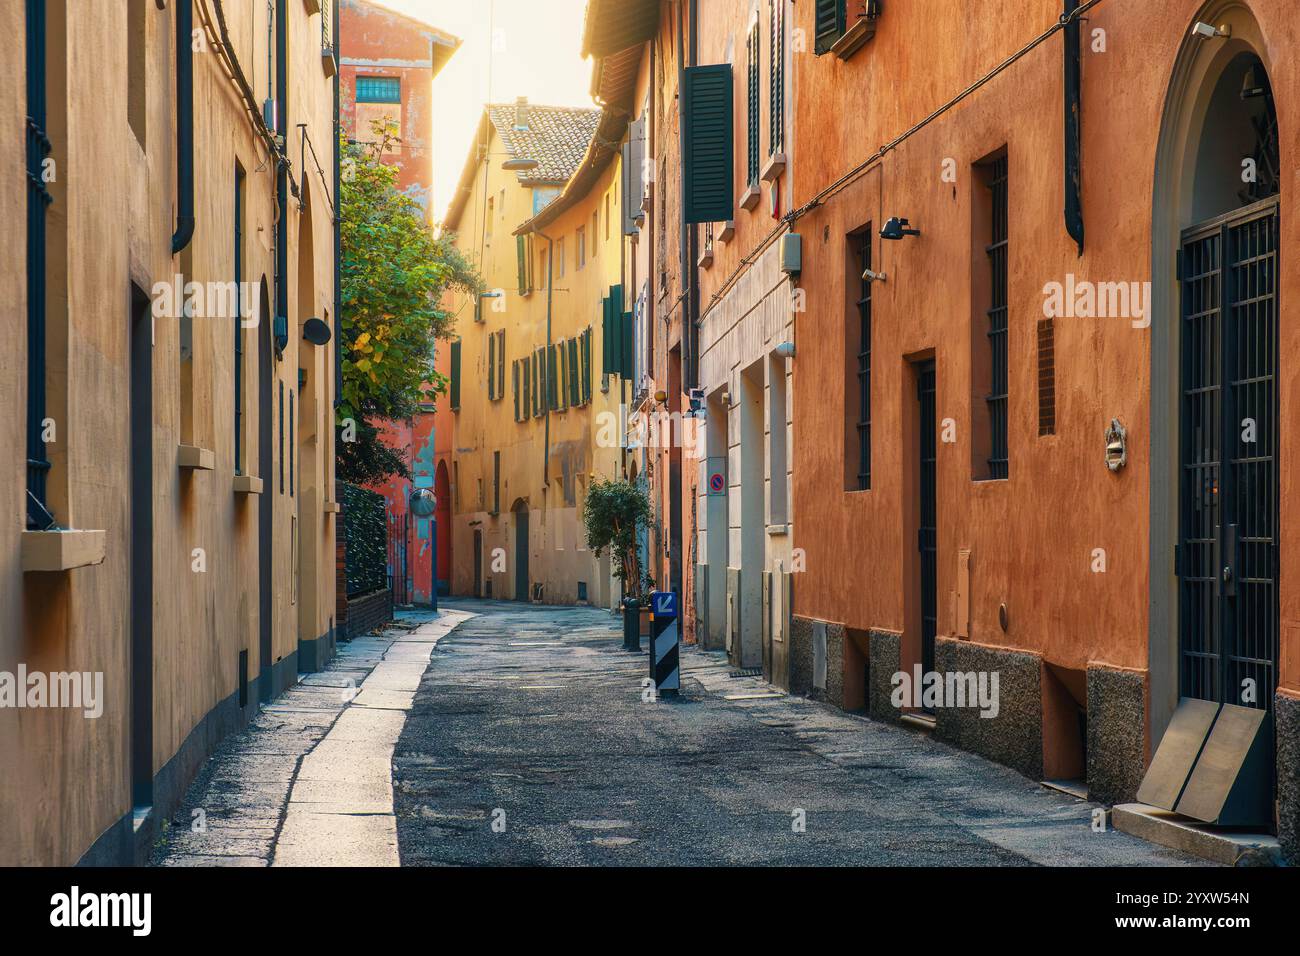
[155,601,1197,867]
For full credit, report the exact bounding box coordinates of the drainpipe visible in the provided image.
[171,0,195,254]
[537,229,555,487]
[333,0,342,406]
[274,0,289,353]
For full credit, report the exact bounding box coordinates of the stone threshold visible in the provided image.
[1112,803,1281,866]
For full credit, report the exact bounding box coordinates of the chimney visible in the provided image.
[514,96,529,131]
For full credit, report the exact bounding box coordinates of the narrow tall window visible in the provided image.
[849,226,872,490]
[449,339,461,411]
[289,389,295,496]
[234,163,245,473]
[492,451,501,515]
[26,0,53,528]
[127,0,147,146]
[972,152,1009,480]
[746,19,760,187]
[769,0,784,156]
[278,380,285,493]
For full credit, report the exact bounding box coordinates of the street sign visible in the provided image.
[707,457,726,496]
[651,590,677,618]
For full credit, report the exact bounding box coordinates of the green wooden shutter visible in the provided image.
[746,22,759,186]
[517,235,528,295]
[547,345,558,410]
[512,360,520,420]
[488,331,497,400]
[770,0,784,154]
[497,330,506,399]
[568,338,580,406]
[682,65,734,224]
[601,295,613,375]
[814,0,845,55]
[449,340,461,411]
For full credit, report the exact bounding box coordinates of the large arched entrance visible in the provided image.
[1150,3,1280,798]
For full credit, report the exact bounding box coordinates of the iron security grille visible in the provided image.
[856,230,872,490]
[1178,198,1279,710]
[26,0,53,529]
[985,156,1009,479]
[747,21,760,187]
[917,360,938,683]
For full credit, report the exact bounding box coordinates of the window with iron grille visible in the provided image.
[851,226,872,490]
[769,0,784,156]
[356,76,400,104]
[746,20,760,187]
[973,153,1009,480]
[26,0,53,529]
[1037,318,1055,436]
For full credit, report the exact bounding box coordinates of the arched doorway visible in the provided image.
[435,459,451,595]
[1150,4,1280,762]
[512,499,530,602]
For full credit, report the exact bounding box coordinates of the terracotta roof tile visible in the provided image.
[487,103,600,185]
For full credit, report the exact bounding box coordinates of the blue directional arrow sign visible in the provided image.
[651,590,678,619]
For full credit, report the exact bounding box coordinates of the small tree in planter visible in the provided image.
[583,477,653,650]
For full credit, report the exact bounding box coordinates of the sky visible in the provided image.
[371,0,595,223]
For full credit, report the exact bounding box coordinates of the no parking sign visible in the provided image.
[707,457,726,496]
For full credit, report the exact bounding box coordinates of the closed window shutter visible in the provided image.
[497,330,506,399]
[814,0,845,55]
[582,328,592,404]
[568,338,580,407]
[770,0,784,155]
[488,331,496,400]
[547,345,558,410]
[517,235,528,295]
[602,295,613,376]
[449,340,461,411]
[747,22,759,186]
[512,359,520,421]
[621,117,645,235]
[682,65,734,224]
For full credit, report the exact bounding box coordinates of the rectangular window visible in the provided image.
[746,20,760,187]
[234,163,245,474]
[289,389,295,496]
[849,226,872,490]
[814,0,846,55]
[492,451,501,515]
[558,237,566,278]
[356,76,401,103]
[488,330,496,400]
[127,0,147,146]
[278,380,284,494]
[512,359,520,421]
[1038,318,1056,436]
[769,0,785,155]
[592,212,599,256]
[517,235,530,295]
[496,330,505,400]
[577,227,586,270]
[972,151,1009,480]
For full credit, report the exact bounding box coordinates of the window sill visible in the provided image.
[234,474,264,495]
[321,47,337,79]
[830,16,879,60]
[178,444,215,471]
[698,248,714,268]
[22,529,107,573]
[302,0,322,14]
[761,153,787,183]
[739,184,761,212]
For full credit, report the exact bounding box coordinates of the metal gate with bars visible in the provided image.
[1178,197,1279,711]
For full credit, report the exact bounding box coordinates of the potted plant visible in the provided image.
[582,476,653,651]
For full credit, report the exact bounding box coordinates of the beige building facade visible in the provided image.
[2,0,339,865]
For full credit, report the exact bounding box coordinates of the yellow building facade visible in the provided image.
[1,0,338,865]
[443,102,626,606]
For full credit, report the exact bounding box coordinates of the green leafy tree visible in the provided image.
[582,477,654,602]
[337,118,479,483]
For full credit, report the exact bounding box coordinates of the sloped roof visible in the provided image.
[486,103,600,185]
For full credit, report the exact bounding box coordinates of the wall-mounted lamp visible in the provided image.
[302,317,332,346]
[1191,21,1231,40]
[774,341,795,359]
[880,217,920,240]
[273,315,289,354]
[502,157,540,171]
[654,389,668,404]
[1105,418,1128,472]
